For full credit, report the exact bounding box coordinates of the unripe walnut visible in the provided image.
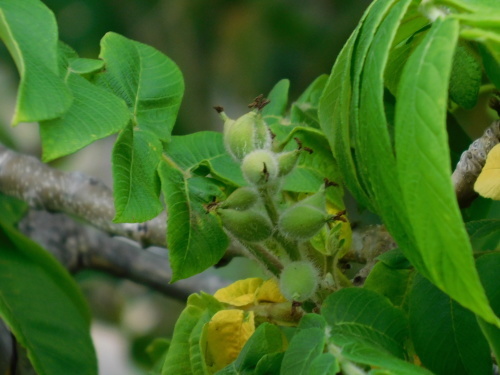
[218,208,273,242]
[278,204,327,240]
[220,187,259,211]
[241,149,279,186]
[279,261,319,302]
[223,111,271,161]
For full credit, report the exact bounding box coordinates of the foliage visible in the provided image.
[0,0,499,374]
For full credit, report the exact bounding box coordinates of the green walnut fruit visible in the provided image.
[218,208,273,242]
[277,150,301,177]
[279,261,319,302]
[278,204,327,240]
[220,186,259,211]
[223,111,271,161]
[241,149,279,186]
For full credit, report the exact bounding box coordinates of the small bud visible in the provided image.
[278,204,328,240]
[220,187,259,211]
[218,208,273,242]
[241,149,279,186]
[279,261,319,302]
[277,150,301,177]
[223,111,271,161]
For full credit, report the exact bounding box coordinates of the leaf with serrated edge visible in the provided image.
[322,288,408,359]
[164,132,245,186]
[112,125,163,223]
[395,17,499,326]
[280,327,325,375]
[409,275,492,375]
[41,73,129,161]
[96,32,184,141]
[0,224,96,375]
[0,0,72,124]
[159,161,229,281]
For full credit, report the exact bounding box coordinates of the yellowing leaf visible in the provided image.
[475,143,500,200]
[214,278,264,306]
[204,310,255,372]
[255,278,288,304]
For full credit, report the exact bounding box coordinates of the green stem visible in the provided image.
[243,241,283,277]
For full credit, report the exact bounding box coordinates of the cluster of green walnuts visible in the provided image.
[211,98,351,304]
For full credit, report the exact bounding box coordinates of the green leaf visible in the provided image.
[408,275,492,375]
[339,342,433,375]
[96,32,184,142]
[466,220,500,251]
[355,0,421,269]
[262,79,290,122]
[0,224,96,375]
[290,75,329,129]
[0,0,72,124]
[319,0,386,211]
[322,288,408,359]
[164,132,245,187]
[69,58,105,75]
[394,17,499,326]
[0,193,27,225]
[449,45,482,109]
[112,124,163,223]
[298,313,327,331]
[376,248,412,270]
[476,253,500,364]
[364,262,415,309]
[40,73,130,161]
[280,327,325,375]
[159,161,229,281]
[217,323,285,374]
[254,352,284,375]
[162,293,223,375]
[308,353,339,375]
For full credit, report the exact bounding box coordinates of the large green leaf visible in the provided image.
[322,288,408,359]
[40,72,130,161]
[112,124,163,223]
[318,1,383,211]
[364,262,415,309]
[159,161,229,281]
[280,327,326,375]
[338,342,433,375]
[164,132,245,186]
[96,32,184,142]
[217,323,285,374]
[0,224,96,375]
[162,293,223,375]
[466,220,500,251]
[356,0,423,269]
[394,17,499,325]
[0,0,72,124]
[476,254,500,365]
[409,275,492,375]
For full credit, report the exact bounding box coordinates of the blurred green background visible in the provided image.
[0,0,372,373]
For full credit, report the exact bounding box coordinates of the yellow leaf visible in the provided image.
[256,278,287,303]
[214,278,264,306]
[475,143,500,200]
[205,309,255,372]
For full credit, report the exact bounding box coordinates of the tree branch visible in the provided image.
[18,210,229,299]
[0,145,166,247]
[452,120,500,208]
